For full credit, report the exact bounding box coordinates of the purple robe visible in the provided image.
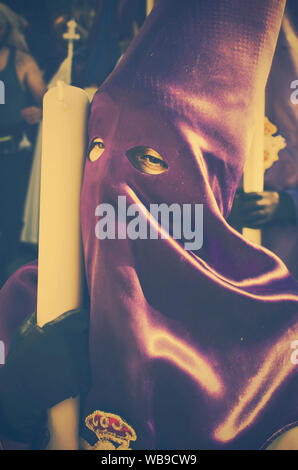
[1,0,298,450]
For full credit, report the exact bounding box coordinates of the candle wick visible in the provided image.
[57,81,65,102]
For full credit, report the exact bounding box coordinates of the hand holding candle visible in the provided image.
[243,96,265,245]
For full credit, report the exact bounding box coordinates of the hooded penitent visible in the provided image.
[72,0,121,89]
[1,0,298,450]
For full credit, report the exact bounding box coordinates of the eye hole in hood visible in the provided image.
[126,146,168,175]
[89,138,105,162]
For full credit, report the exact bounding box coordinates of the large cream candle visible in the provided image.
[243,95,265,245]
[146,0,155,16]
[37,81,89,449]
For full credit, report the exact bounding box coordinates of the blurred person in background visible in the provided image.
[72,0,146,89]
[0,3,46,286]
[3,0,98,82]
[21,0,146,247]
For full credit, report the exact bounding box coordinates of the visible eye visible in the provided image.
[89,138,105,162]
[126,146,168,175]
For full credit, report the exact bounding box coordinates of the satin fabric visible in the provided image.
[1,0,298,450]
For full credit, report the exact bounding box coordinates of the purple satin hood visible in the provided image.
[1,0,298,450]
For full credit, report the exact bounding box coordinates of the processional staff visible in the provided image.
[63,19,80,85]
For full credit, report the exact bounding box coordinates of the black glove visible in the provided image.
[228,190,296,229]
[0,308,90,445]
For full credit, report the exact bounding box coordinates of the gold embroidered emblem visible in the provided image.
[81,410,137,450]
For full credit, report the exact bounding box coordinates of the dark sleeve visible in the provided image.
[0,309,90,445]
[285,187,298,224]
